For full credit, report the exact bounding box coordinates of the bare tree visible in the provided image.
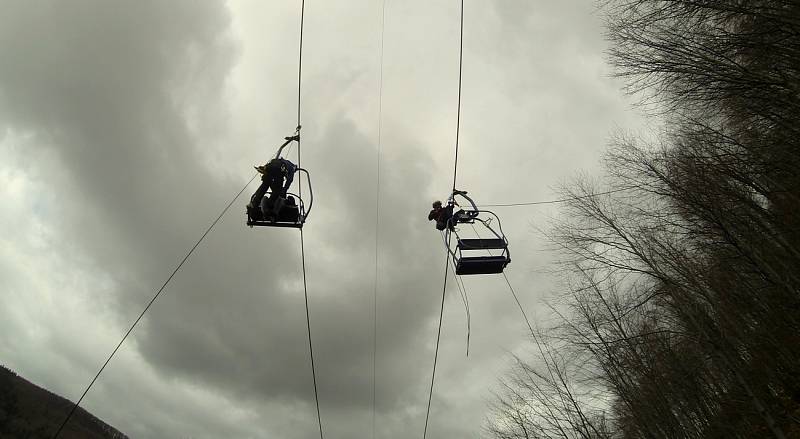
[488,1,800,438]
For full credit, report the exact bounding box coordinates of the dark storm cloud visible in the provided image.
[0,0,269,436]
[0,0,238,287]
[0,0,645,438]
[0,1,453,436]
[133,116,446,414]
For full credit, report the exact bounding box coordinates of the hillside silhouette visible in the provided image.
[0,365,127,439]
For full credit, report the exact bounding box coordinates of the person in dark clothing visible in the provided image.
[428,200,456,231]
[249,153,297,220]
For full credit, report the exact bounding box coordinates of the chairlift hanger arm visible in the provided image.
[273,125,302,159]
[274,137,297,159]
[449,189,478,212]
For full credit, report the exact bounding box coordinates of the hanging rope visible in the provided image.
[300,229,323,439]
[294,1,324,438]
[372,0,388,437]
[451,0,465,193]
[423,230,453,439]
[52,176,257,439]
[424,1,465,437]
[450,259,471,356]
[439,230,471,356]
[297,0,305,127]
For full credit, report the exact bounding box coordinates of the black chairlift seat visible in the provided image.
[441,189,511,275]
[246,167,313,229]
[247,196,304,228]
[456,255,510,275]
[454,237,510,275]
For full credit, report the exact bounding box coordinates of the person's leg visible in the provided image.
[264,177,283,219]
[249,178,269,208]
[272,196,286,219]
[439,206,454,229]
[449,209,465,231]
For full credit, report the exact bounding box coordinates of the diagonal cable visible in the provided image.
[52,175,257,439]
[479,187,635,208]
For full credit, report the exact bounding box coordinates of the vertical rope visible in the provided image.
[297,0,305,128]
[295,1,323,438]
[300,229,323,439]
[423,231,452,439]
[372,1,388,437]
[439,231,471,357]
[450,260,471,356]
[296,0,304,196]
[424,2,465,437]
[451,0,464,193]
[422,0,464,439]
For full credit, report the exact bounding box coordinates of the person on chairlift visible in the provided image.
[428,200,459,231]
[248,135,299,221]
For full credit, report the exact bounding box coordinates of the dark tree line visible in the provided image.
[488,1,800,438]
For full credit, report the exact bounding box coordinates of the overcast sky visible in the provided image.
[0,1,646,438]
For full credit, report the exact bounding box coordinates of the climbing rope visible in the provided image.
[423,230,453,439]
[439,230,471,356]
[451,258,471,357]
[297,0,305,127]
[450,0,465,194]
[52,176,257,439]
[300,229,323,439]
[294,1,324,438]
[423,1,465,437]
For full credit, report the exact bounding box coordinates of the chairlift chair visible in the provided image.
[445,190,511,275]
[247,168,313,229]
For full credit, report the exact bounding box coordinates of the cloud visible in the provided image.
[0,1,646,438]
